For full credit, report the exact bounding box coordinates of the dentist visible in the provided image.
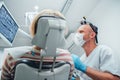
[72,20,120,80]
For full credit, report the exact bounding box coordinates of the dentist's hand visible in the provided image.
[72,54,87,73]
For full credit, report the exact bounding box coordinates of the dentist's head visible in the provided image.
[77,20,98,48]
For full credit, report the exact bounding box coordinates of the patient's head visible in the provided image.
[30,9,67,37]
[29,9,68,50]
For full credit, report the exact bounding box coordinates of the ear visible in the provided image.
[90,32,96,39]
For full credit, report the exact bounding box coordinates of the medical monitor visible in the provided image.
[0,4,18,46]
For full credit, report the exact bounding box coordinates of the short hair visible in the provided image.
[80,20,98,43]
[30,9,67,37]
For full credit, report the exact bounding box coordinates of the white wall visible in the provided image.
[88,0,120,60]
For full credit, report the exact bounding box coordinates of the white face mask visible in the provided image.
[73,33,86,46]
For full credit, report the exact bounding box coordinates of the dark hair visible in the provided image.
[80,20,98,43]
